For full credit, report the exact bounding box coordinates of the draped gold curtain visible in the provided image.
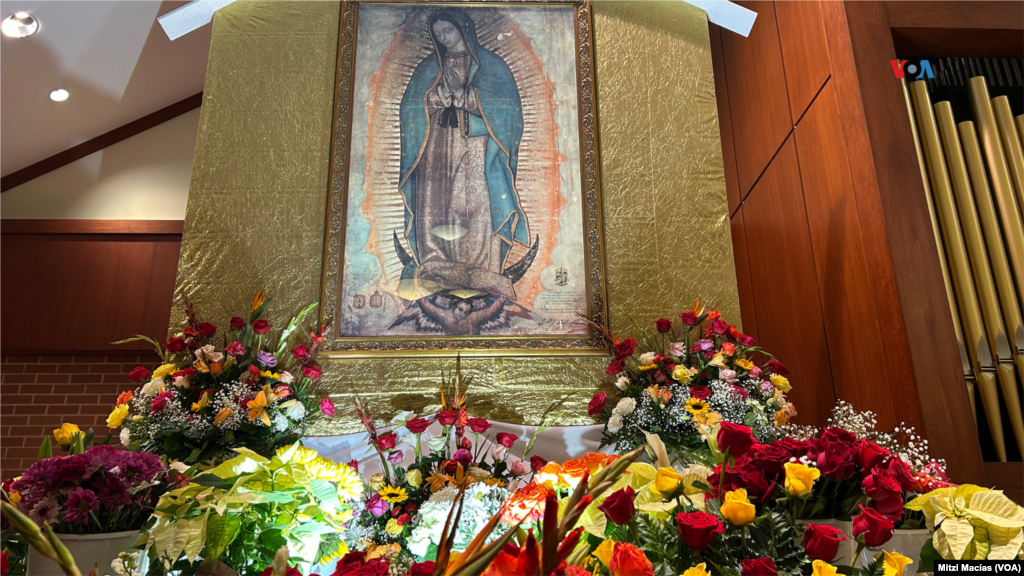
[906,58,1024,462]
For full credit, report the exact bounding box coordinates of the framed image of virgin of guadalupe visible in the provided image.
[320,0,607,357]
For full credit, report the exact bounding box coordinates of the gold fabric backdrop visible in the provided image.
[173,0,739,434]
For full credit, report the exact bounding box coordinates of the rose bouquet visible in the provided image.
[111,293,329,465]
[11,446,172,534]
[587,301,794,459]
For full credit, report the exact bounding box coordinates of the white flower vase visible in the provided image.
[798,519,857,566]
[857,528,932,574]
[27,530,141,576]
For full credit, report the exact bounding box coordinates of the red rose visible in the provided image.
[291,343,311,360]
[803,523,846,561]
[261,566,302,576]
[330,554,389,576]
[862,469,901,502]
[496,432,517,448]
[605,359,624,375]
[748,444,790,481]
[303,365,323,379]
[873,494,905,521]
[459,436,472,450]
[197,322,216,337]
[679,311,698,326]
[406,418,431,434]
[814,441,858,480]
[822,427,857,444]
[655,318,672,333]
[717,422,758,459]
[150,391,173,414]
[614,338,637,359]
[374,432,397,451]
[741,558,777,576]
[347,459,359,473]
[252,319,271,335]
[164,337,187,352]
[588,393,607,417]
[724,459,776,502]
[129,366,150,383]
[888,458,915,492]
[676,511,724,550]
[766,359,789,375]
[729,383,750,400]
[597,486,635,525]
[467,418,491,433]
[710,319,731,335]
[851,504,895,547]
[183,327,199,338]
[772,438,812,460]
[435,410,459,426]
[230,317,246,330]
[530,455,548,472]
[856,439,890,471]
[408,561,435,576]
[566,567,592,576]
[688,386,712,401]
[737,334,758,347]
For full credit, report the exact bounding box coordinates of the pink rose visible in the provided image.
[320,398,336,416]
[510,460,528,476]
[224,340,245,356]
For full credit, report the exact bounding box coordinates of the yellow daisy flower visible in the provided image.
[378,485,408,503]
[685,397,710,415]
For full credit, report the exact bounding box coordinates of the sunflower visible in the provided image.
[685,397,710,415]
[378,485,408,503]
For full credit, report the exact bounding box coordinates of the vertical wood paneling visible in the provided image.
[743,137,837,425]
[711,25,742,215]
[721,1,794,197]
[730,207,759,341]
[775,0,832,121]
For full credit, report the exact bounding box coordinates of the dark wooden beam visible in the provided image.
[1,93,203,192]
[0,219,184,235]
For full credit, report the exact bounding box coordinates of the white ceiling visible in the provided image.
[0,0,211,176]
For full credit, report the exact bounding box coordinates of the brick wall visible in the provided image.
[0,352,161,479]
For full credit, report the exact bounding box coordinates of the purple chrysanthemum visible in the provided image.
[64,488,99,525]
[28,495,59,526]
[256,350,277,368]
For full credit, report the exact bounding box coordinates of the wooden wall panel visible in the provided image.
[730,206,758,340]
[1,223,182,352]
[743,137,837,425]
[774,0,832,121]
[720,1,793,197]
[884,1,1024,30]
[711,25,742,215]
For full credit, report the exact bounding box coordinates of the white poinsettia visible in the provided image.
[907,484,1024,561]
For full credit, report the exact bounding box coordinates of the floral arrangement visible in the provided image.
[343,362,549,571]
[110,293,329,465]
[11,445,172,535]
[587,301,794,459]
[142,444,362,575]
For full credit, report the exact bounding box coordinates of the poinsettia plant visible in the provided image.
[586,300,795,460]
[110,292,330,465]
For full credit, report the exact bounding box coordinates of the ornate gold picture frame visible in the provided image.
[320,0,608,357]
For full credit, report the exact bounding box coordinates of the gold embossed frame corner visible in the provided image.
[320,0,607,358]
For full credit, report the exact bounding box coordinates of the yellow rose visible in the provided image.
[681,563,710,576]
[784,462,820,496]
[53,423,81,447]
[384,518,404,535]
[594,538,615,565]
[770,374,791,393]
[8,491,21,505]
[734,359,754,371]
[407,469,423,487]
[812,560,839,576]
[880,551,912,576]
[152,363,177,380]
[672,365,693,384]
[654,467,683,495]
[370,473,386,491]
[106,404,129,429]
[720,488,755,525]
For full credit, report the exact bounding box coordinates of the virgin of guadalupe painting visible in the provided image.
[320,1,607,356]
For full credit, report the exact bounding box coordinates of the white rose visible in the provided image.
[426,435,448,452]
[119,428,131,447]
[282,399,306,420]
[393,410,417,424]
[172,376,190,389]
[613,397,636,416]
[615,376,629,390]
[639,351,657,366]
[169,461,190,474]
[608,414,624,433]
[279,371,295,384]
[140,378,164,396]
[492,444,507,461]
[194,344,223,364]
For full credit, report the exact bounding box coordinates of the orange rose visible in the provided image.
[116,390,133,406]
[609,542,654,576]
[560,458,589,487]
[535,462,562,486]
[501,481,549,524]
[585,452,610,474]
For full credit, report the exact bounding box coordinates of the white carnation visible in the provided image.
[119,428,131,447]
[613,397,636,416]
[608,414,624,433]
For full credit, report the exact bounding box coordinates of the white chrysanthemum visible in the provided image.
[613,397,636,416]
[407,483,506,559]
[608,414,624,433]
[119,427,131,447]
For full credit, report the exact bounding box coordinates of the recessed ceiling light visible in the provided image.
[1,12,39,38]
[49,88,69,102]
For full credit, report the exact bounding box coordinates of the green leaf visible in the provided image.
[256,491,301,504]
[192,473,232,487]
[82,428,95,448]
[918,537,940,573]
[37,436,51,460]
[308,479,341,512]
[111,334,166,360]
[205,513,242,561]
[289,521,336,535]
[275,301,318,358]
